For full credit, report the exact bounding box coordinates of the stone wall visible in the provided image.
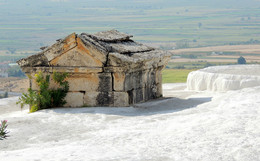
[23,65,164,107]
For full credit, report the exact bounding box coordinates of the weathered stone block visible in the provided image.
[144,84,158,101]
[98,73,113,92]
[67,74,99,92]
[84,92,129,107]
[155,69,162,84]
[66,73,112,92]
[107,52,133,67]
[145,69,156,87]
[17,53,49,67]
[128,88,145,104]
[156,83,163,98]
[113,72,125,91]
[64,92,84,107]
[113,92,129,107]
[83,92,99,106]
[96,92,114,106]
[133,71,144,89]
[124,73,132,91]
[124,71,145,91]
[135,88,145,103]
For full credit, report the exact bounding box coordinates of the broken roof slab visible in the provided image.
[86,30,133,42]
[17,30,171,69]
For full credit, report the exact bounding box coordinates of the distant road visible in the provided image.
[171,44,260,54]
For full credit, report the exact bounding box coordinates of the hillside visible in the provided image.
[0,0,260,52]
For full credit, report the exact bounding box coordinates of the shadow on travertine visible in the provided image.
[49,96,212,116]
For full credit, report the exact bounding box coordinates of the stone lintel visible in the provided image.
[103,67,127,73]
[54,67,103,73]
[22,66,102,74]
[104,66,156,73]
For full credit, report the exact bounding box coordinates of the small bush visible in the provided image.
[0,120,9,140]
[175,65,185,69]
[51,72,69,107]
[17,71,69,113]
[237,56,246,64]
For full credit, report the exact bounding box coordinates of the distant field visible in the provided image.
[166,61,236,69]
[1,0,260,84]
[170,59,238,63]
[0,55,28,62]
[0,1,260,51]
[171,45,260,54]
[169,44,260,65]
[162,69,196,83]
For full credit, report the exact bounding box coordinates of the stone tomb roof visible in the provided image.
[17,30,170,71]
[87,29,133,42]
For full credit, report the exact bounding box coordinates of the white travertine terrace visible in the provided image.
[187,65,260,91]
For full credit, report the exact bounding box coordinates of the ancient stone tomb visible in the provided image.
[17,30,170,107]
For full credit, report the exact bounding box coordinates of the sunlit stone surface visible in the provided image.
[187,65,260,91]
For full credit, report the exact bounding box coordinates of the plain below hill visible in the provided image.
[170,44,260,63]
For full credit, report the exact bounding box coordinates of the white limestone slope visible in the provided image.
[1,85,260,161]
[1,65,260,160]
[187,64,260,91]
